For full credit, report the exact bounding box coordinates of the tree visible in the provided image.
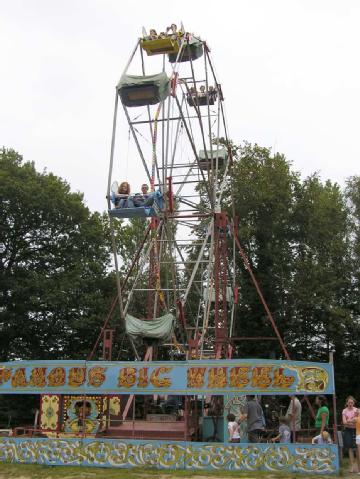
[227,143,301,358]
[223,142,358,408]
[0,148,113,360]
[336,176,360,399]
[288,175,351,361]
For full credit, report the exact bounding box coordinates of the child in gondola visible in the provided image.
[149,29,157,40]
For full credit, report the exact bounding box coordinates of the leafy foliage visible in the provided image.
[0,149,113,360]
[1,143,360,410]
[226,143,358,405]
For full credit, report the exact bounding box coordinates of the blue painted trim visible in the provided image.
[0,359,335,395]
[0,438,339,474]
[108,207,156,218]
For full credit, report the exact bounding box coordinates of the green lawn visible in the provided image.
[0,463,350,479]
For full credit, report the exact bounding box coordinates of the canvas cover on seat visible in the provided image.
[126,313,175,342]
[117,72,170,107]
[168,37,203,63]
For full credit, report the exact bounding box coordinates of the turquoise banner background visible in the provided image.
[0,438,339,473]
[0,359,334,395]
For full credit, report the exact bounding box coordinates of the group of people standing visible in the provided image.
[227,394,334,445]
[227,395,303,444]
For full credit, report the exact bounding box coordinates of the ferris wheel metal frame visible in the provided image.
[104,26,238,362]
[87,24,294,367]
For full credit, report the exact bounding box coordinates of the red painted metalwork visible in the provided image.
[166,176,174,213]
[233,286,238,304]
[228,146,234,166]
[102,330,114,361]
[184,396,189,441]
[231,337,279,341]
[167,213,212,219]
[88,224,151,360]
[230,216,316,419]
[170,72,178,97]
[231,221,291,360]
[214,213,229,359]
[147,218,160,320]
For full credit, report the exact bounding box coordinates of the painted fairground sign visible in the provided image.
[0,359,334,395]
[0,438,339,474]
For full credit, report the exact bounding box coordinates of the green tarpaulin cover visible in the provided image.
[125,313,175,342]
[117,72,170,107]
[168,38,203,63]
[199,148,228,160]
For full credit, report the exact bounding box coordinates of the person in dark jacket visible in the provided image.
[239,395,265,443]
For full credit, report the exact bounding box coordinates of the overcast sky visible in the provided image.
[1,0,359,212]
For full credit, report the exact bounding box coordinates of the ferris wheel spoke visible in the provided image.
[104,27,239,360]
[174,96,213,206]
[122,106,152,182]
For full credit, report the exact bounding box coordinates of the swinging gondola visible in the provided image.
[118,72,170,107]
[198,148,228,170]
[168,36,203,63]
[141,36,180,56]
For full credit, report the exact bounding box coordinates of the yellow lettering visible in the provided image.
[11,368,28,388]
[138,368,149,388]
[47,367,66,387]
[251,366,272,388]
[229,366,250,388]
[68,367,86,387]
[187,367,206,388]
[150,367,172,387]
[273,368,295,388]
[29,367,46,387]
[208,367,227,388]
[87,366,107,387]
[118,367,137,388]
[0,367,12,385]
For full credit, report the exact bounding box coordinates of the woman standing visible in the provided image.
[315,396,329,434]
[342,395,358,473]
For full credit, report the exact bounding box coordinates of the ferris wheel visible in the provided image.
[106,23,237,362]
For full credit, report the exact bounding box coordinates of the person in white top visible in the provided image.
[286,395,302,442]
[227,413,240,443]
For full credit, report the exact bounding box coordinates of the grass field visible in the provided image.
[0,462,350,479]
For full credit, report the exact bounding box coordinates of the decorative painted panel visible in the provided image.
[63,398,100,434]
[103,396,121,416]
[0,438,339,474]
[0,359,334,395]
[40,395,60,431]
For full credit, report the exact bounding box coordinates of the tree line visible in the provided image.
[1,146,359,408]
